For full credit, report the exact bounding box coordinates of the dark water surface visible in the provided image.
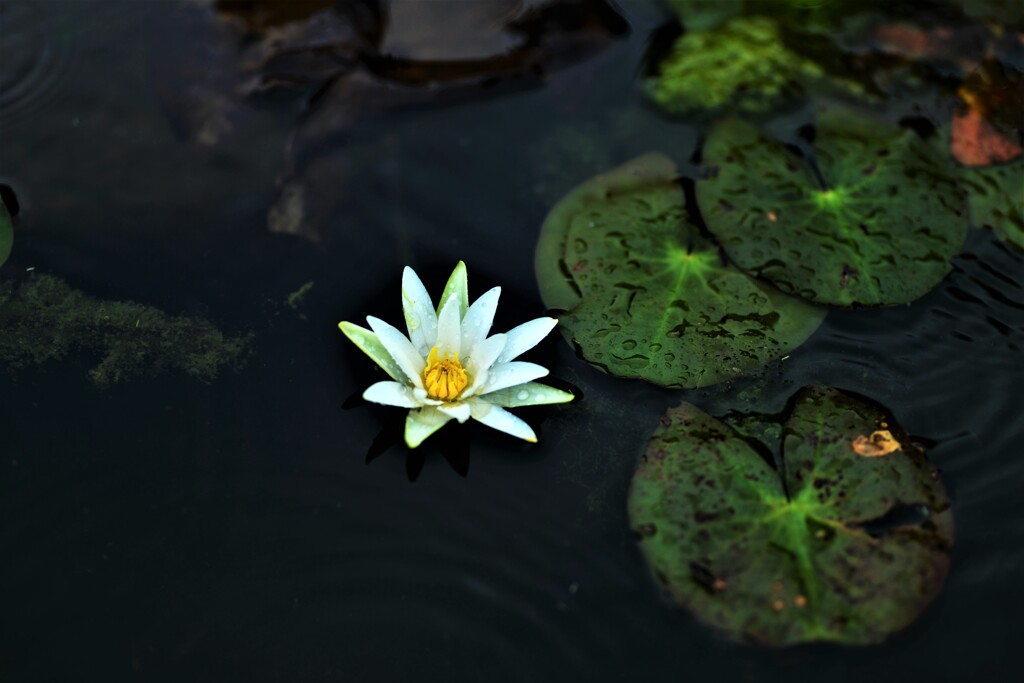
[2,1,1023,680]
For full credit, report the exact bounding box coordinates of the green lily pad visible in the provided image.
[697,112,968,306]
[646,17,868,117]
[628,385,953,645]
[535,154,824,388]
[0,195,12,268]
[961,159,1024,251]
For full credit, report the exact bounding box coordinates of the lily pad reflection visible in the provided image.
[627,385,954,645]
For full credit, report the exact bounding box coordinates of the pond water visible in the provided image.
[2,0,1022,680]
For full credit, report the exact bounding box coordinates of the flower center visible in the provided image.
[423,346,468,401]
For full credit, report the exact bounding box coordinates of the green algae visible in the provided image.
[286,280,315,319]
[0,274,251,386]
[646,16,867,117]
[666,0,743,31]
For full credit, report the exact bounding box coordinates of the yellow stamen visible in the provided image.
[423,346,468,401]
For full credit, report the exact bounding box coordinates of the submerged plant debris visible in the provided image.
[0,274,251,386]
[697,110,968,307]
[646,16,868,117]
[627,385,953,646]
[535,154,824,388]
[286,280,315,319]
[172,0,628,243]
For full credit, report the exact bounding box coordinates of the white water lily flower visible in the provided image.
[339,261,574,448]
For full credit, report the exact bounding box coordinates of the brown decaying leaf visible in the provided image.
[852,429,901,457]
[952,61,1024,167]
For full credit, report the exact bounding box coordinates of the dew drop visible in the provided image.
[622,339,637,350]
[516,390,530,401]
[649,343,662,352]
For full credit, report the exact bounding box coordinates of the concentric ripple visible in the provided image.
[0,0,75,124]
[137,463,646,679]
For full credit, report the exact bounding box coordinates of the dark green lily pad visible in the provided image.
[0,195,12,268]
[697,112,968,306]
[535,154,824,388]
[628,385,953,645]
[961,159,1024,251]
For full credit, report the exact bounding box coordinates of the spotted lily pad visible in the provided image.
[697,112,968,306]
[0,196,11,268]
[535,154,824,388]
[628,385,953,645]
[961,159,1024,250]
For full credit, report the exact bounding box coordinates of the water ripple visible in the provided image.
[0,0,75,124]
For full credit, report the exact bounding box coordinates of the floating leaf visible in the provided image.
[535,154,824,388]
[961,159,1024,250]
[0,195,11,268]
[951,60,1024,167]
[952,107,1024,167]
[628,385,953,645]
[646,16,868,117]
[697,112,968,307]
[851,429,901,457]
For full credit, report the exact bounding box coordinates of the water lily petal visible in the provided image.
[463,333,507,399]
[435,292,462,359]
[479,361,550,395]
[437,261,468,319]
[366,316,425,389]
[468,400,537,443]
[461,286,501,353]
[496,317,558,363]
[402,266,438,357]
[438,402,471,424]
[476,382,574,408]
[363,381,421,408]
[405,407,453,448]
[338,321,406,382]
